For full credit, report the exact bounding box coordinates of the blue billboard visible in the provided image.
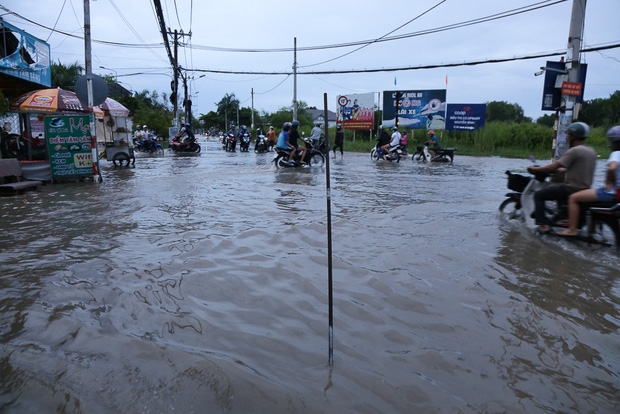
[383,89,446,129]
[446,104,486,131]
[0,19,51,87]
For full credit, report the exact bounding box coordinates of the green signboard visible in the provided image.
[45,115,93,177]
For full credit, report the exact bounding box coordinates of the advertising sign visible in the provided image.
[541,61,587,111]
[445,104,486,131]
[336,93,375,130]
[0,20,51,87]
[45,116,94,177]
[382,89,446,129]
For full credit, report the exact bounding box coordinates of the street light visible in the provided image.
[99,65,117,82]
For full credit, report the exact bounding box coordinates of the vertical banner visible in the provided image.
[445,104,487,131]
[45,115,94,178]
[336,93,375,130]
[383,89,446,129]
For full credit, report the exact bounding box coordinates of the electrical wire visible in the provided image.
[45,0,67,42]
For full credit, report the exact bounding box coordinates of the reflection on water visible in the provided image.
[0,140,618,413]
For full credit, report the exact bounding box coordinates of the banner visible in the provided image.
[336,93,375,130]
[45,116,94,178]
[382,89,446,129]
[445,104,486,131]
[0,20,51,87]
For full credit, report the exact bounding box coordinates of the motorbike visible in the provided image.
[273,137,325,168]
[225,133,236,152]
[169,136,201,154]
[255,134,268,153]
[499,169,620,251]
[239,132,251,152]
[412,142,457,163]
[370,143,403,162]
[133,137,164,156]
[220,133,227,149]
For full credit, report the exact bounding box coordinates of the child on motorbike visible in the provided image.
[556,125,620,237]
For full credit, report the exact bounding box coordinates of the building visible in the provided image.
[306,109,337,129]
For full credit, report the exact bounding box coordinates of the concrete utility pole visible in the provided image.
[293,38,297,122]
[556,0,587,160]
[251,88,254,130]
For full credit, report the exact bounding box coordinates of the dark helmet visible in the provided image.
[392,126,398,131]
[291,120,300,128]
[336,125,342,130]
[566,122,590,139]
[282,122,292,131]
[315,123,321,127]
[606,125,620,142]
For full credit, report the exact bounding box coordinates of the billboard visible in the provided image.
[336,93,375,130]
[383,89,446,129]
[0,20,51,87]
[45,116,94,178]
[445,104,486,131]
[540,60,587,111]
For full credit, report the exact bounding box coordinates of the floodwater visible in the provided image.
[1,136,618,414]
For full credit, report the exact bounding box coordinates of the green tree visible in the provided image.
[579,90,620,127]
[536,113,556,128]
[51,61,83,90]
[116,90,173,138]
[486,101,527,123]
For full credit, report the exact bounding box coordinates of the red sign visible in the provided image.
[562,82,582,96]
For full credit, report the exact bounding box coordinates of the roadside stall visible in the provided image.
[94,98,134,166]
[6,87,92,181]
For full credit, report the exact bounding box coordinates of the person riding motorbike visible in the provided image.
[426,130,440,160]
[526,121,597,234]
[382,126,401,160]
[276,122,295,161]
[556,125,620,237]
[288,120,307,164]
[227,125,238,151]
[171,123,195,150]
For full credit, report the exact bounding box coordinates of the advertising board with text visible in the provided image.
[445,104,486,131]
[336,93,375,130]
[382,89,446,129]
[45,115,93,177]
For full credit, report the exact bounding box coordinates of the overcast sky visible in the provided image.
[3,0,619,122]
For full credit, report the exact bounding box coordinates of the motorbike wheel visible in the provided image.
[112,152,131,167]
[275,155,290,169]
[586,216,619,251]
[1,134,28,160]
[394,153,401,163]
[193,144,201,153]
[309,152,325,167]
[156,147,164,156]
[499,198,522,220]
[371,149,380,161]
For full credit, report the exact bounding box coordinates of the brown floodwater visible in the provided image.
[1,136,618,413]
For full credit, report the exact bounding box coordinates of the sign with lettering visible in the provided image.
[382,89,446,129]
[561,81,582,96]
[45,115,93,177]
[445,104,486,131]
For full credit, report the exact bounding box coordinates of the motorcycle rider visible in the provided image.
[254,125,266,151]
[557,125,620,237]
[133,125,143,144]
[310,122,324,149]
[289,120,307,164]
[276,122,296,163]
[527,121,597,234]
[227,124,238,151]
[426,130,440,160]
[382,126,401,160]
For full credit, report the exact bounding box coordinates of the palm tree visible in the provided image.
[216,93,239,130]
[51,61,84,90]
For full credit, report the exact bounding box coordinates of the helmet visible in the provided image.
[606,125,620,142]
[315,123,320,127]
[269,126,273,129]
[336,125,342,130]
[143,125,147,128]
[392,126,398,131]
[282,122,292,131]
[292,120,300,128]
[566,122,590,139]
[428,130,435,135]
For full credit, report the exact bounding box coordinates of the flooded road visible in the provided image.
[1,136,619,413]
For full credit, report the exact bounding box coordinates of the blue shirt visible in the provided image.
[277,130,290,149]
[428,134,439,147]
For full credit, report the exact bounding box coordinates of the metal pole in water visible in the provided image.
[323,93,334,366]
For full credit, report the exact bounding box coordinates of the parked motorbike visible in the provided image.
[255,134,268,153]
[500,169,620,251]
[134,137,164,156]
[239,133,251,152]
[412,142,457,162]
[273,137,325,168]
[370,143,403,162]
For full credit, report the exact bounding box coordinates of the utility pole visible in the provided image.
[251,88,254,130]
[293,37,297,122]
[556,0,587,160]
[172,30,179,127]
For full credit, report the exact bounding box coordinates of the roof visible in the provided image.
[306,109,337,122]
